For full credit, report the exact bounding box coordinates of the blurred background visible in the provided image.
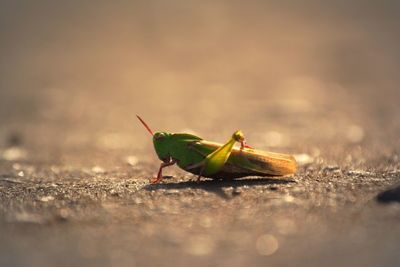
[1,0,399,157]
[1,1,400,267]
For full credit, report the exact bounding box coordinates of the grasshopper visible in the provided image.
[137,115,297,183]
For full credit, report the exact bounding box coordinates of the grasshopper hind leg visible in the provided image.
[187,132,251,181]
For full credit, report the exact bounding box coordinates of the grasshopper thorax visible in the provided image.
[153,131,172,162]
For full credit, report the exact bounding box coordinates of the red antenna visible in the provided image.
[136,115,154,136]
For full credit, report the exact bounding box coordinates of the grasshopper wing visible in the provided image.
[192,140,296,177]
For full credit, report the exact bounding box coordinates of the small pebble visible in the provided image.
[110,189,119,196]
[12,212,44,224]
[57,209,70,221]
[347,170,372,176]
[40,196,55,202]
[232,188,242,196]
[12,163,22,170]
[184,235,215,256]
[51,166,60,174]
[126,155,139,166]
[256,234,279,256]
[284,195,295,203]
[323,166,341,173]
[346,125,364,143]
[311,147,320,157]
[2,147,27,161]
[294,154,313,165]
[165,189,180,195]
[92,166,105,174]
[200,216,213,228]
[134,197,143,204]
[0,178,23,184]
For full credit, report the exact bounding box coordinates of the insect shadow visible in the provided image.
[144,177,295,200]
[376,183,400,203]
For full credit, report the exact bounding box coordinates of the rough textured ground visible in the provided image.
[1,1,400,267]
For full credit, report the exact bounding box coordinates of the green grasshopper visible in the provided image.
[137,115,297,183]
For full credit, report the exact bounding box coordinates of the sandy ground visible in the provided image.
[1,1,400,266]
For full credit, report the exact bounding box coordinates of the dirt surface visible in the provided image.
[1,1,400,267]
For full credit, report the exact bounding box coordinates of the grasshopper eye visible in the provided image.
[154,132,166,141]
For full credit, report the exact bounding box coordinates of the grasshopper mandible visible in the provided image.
[137,115,297,183]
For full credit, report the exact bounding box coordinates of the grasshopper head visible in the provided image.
[153,131,172,162]
[232,130,245,142]
[136,116,172,162]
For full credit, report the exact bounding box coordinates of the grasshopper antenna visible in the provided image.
[136,115,154,136]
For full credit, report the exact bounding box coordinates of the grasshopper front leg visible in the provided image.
[151,159,177,184]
